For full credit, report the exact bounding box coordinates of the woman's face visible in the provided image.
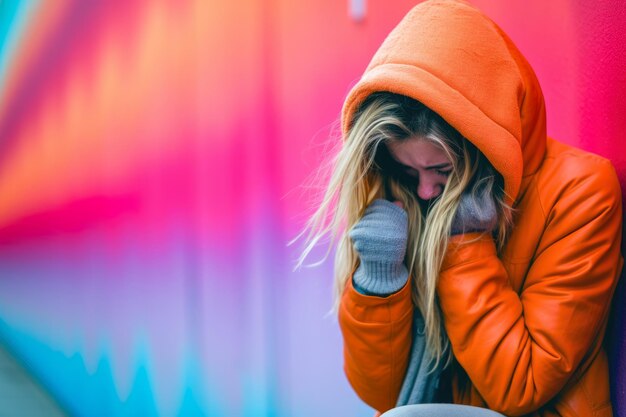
[386,136,452,201]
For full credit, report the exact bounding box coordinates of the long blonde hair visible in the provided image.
[296,92,513,368]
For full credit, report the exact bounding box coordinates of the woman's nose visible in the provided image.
[417,177,443,200]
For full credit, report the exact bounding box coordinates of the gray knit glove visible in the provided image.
[349,199,409,296]
[450,185,498,235]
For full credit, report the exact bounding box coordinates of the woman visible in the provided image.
[298,0,623,416]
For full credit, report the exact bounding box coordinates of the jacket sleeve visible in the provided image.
[338,277,414,413]
[437,161,623,415]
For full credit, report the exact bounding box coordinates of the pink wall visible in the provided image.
[0,1,623,415]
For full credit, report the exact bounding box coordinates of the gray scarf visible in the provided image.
[396,310,446,405]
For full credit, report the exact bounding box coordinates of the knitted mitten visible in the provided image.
[450,183,498,235]
[349,199,409,295]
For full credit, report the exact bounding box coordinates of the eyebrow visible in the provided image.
[396,161,452,170]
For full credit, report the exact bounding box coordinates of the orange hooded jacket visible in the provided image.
[338,1,624,416]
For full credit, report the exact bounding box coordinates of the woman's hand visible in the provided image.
[450,185,498,235]
[348,199,409,295]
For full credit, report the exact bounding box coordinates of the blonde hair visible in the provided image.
[295,92,513,369]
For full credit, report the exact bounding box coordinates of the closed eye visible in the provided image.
[403,167,418,177]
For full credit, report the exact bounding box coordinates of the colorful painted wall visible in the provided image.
[0,1,624,416]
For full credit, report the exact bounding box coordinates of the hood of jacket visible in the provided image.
[341,0,547,205]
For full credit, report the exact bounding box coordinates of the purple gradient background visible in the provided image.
[0,1,624,416]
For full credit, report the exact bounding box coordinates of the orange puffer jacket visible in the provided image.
[338,1,624,416]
